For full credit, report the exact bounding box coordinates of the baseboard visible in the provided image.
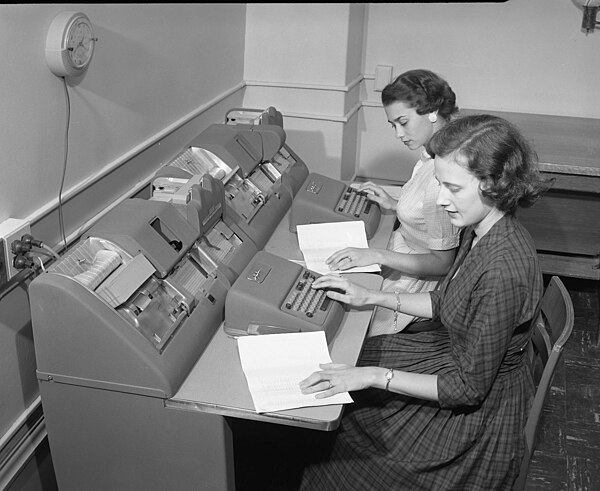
[0,398,46,491]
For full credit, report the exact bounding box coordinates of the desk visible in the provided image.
[361,111,600,280]
[169,209,395,427]
[168,272,382,430]
[462,109,600,280]
[165,209,394,487]
[37,206,394,491]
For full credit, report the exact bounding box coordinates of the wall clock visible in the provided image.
[45,11,96,78]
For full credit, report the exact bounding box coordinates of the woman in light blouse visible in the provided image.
[327,69,461,335]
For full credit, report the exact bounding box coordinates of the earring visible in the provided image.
[428,113,438,123]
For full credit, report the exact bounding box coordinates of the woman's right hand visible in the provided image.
[311,274,372,308]
[356,181,398,211]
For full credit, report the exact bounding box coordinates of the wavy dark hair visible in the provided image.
[381,69,459,121]
[426,114,552,214]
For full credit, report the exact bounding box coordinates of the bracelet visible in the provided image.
[385,368,394,391]
[393,290,401,331]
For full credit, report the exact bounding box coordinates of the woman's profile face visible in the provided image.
[434,154,495,229]
[384,101,435,151]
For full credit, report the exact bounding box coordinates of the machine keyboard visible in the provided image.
[336,187,372,217]
[282,269,332,318]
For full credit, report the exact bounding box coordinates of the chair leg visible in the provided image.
[596,282,600,348]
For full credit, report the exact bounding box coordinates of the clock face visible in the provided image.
[67,18,94,68]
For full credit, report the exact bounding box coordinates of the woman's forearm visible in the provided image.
[367,367,439,401]
[367,290,433,319]
[375,248,456,277]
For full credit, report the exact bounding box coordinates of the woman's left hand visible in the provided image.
[299,363,373,399]
[326,247,380,271]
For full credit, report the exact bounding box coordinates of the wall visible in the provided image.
[0,4,247,487]
[358,0,600,182]
[242,2,600,184]
[243,3,366,180]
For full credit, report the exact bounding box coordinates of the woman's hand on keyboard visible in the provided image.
[311,274,373,307]
[356,181,398,211]
[326,247,380,271]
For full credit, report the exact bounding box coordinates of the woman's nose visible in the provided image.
[436,187,449,207]
[394,125,404,139]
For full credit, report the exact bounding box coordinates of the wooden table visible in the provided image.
[462,109,600,280]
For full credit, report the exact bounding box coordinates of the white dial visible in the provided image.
[46,12,96,78]
[68,19,94,68]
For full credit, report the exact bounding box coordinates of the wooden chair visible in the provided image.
[513,276,575,490]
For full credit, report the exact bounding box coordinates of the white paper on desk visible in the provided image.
[296,221,381,275]
[237,331,353,413]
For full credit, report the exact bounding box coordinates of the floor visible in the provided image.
[233,276,600,491]
[524,277,600,490]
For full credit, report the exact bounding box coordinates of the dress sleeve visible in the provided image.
[436,261,533,408]
[430,290,442,320]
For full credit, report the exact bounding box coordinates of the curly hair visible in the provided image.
[426,114,552,214]
[381,69,459,121]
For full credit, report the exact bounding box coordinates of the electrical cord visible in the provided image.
[58,76,71,251]
[15,234,61,260]
[4,234,61,299]
[19,247,54,258]
[35,256,46,273]
[2,80,71,295]
[24,248,54,260]
[41,243,61,260]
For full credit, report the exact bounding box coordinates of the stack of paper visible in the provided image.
[237,331,353,413]
[296,221,381,275]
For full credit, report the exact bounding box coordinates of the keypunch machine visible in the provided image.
[29,107,379,490]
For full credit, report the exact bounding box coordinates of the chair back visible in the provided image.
[513,276,574,490]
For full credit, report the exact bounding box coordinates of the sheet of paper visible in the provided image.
[296,221,381,275]
[237,331,353,413]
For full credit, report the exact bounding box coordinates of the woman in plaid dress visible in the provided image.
[300,114,549,490]
[325,69,460,335]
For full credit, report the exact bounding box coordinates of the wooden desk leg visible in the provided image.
[595,281,600,347]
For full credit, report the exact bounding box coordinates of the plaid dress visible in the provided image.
[300,215,543,490]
